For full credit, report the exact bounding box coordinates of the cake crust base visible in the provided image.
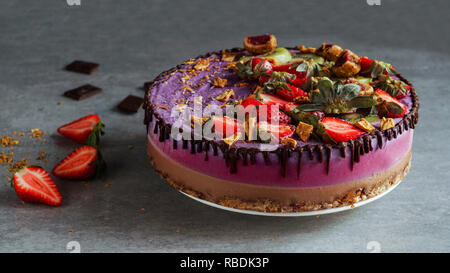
[147,138,412,213]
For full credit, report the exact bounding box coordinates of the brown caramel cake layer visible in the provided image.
[147,138,412,212]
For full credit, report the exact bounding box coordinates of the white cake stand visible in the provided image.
[179,179,402,217]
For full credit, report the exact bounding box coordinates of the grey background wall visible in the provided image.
[0,0,449,252]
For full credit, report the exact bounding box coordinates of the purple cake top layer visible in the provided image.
[145,48,418,150]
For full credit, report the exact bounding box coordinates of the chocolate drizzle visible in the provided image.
[143,47,420,178]
[326,145,331,174]
[297,148,303,178]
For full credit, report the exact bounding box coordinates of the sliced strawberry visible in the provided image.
[282,102,299,112]
[291,77,309,88]
[375,89,407,118]
[57,114,103,144]
[322,117,365,142]
[241,98,291,124]
[275,84,308,102]
[241,98,263,108]
[257,122,295,141]
[273,62,307,78]
[13,167,62,206]
[258,105,292,124]
[251,58,273,76]
[52,145,99,180]
[212,116,244,138]
[359,57,373,72]
[257,91,291,106]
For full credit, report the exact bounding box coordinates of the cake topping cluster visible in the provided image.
[220,34,412,146]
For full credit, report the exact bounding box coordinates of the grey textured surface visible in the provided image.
[1,0,449,253]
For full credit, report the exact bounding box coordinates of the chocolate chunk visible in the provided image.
[65,60,99,75]
[64,84,102,100]
[118,95,144,113]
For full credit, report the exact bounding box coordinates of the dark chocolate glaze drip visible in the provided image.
[212,142,218,156]
[241,149,248,166]
[143,47,420,179]
[229,149,238,174]
[197,141,203,153]
[317,146,324,163]
[279,148,288,178]
[153,121,159,134]
[297,148,303,178]
[349,140,355,171]
[159,125,166,142]
[376,131,383,149]
[326,145,332,174]
[190,140,196,154]
[263,151,270,165]
[307,145,314,160]
[250,150,257,164]
[204,141,210,161]
[173,139,178,150]
[339,142,346,158]
[355,140,362,163]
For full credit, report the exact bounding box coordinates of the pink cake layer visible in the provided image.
[147,122,413,188]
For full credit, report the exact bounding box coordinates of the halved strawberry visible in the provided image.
[359,57,374,72]
[211,116,244,138]
[52,145,101,180]
[282,102,299,112]
[322,117,365,142]
[258,105,291,124]
[57,114,104,144]
[257,122,295,141]
[275,84,308,102]
[241,98,263,108]
[13,167,62,206]
[291,77,309,88]
[241,98,291,124]
[273,62,307,78]
[375,89,407,118]
[257,91,291,107]
[251,58,273,76]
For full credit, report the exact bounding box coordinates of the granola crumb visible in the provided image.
[380,117,395,130]
[30,128,45,139]
[355,118,376,132]
[215,89,235,102]
[213,77,227,88]
[1,135,19,147]
[296,122,314,142]
[281,138,297,148]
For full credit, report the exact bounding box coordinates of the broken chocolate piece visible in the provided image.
[118,95,144,113]
[65,60,99,75]
[64,84,102,100]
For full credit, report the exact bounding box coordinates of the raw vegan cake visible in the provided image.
[143,34,419,213]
